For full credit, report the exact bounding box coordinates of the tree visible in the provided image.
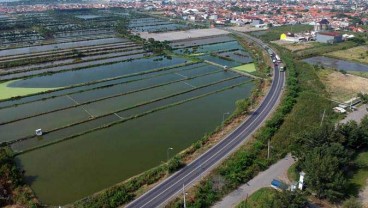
[338,121,365,149]
[301,146,347,201]
[167,156,184,173]
[272,191,308,208]
[292,124,345,160]
[360,116,368,142]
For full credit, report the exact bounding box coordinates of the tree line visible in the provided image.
[292,116,368,202]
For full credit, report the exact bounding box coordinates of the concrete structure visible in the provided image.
[316,32,343,44]
[298,171,305,190]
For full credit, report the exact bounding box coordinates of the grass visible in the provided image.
[346,151,368,196]
[0,80,57,100]
[294,41,358,58]
[271,40,317,52]
[325,45,368,64]
[349,71,368,79]
[233,63,256,73]
[236,188,277,208]
[287,163,299,182]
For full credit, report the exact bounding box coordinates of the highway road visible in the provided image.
[125,34,286,208]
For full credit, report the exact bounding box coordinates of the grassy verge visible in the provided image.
[294,41,358,59]
[346,151,368,196]
[236,188,277,208]
[350,71,368,79]
[325,45,368,65]
[287,163,298,182]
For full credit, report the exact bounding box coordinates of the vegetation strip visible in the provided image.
[7,76,248,146]
[15,81,249,155]
[0,62,204,109]
[0,69,223,125]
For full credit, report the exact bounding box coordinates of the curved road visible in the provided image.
[126,34,286,208]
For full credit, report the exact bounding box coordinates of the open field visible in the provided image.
[326,45,368,65]
[229,25,267,33]
[271,40,317,51]
[317,69,368,102]
[233,63,256,73]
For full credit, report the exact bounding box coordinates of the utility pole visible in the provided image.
[183,184,186,208]
[320,109,326,127]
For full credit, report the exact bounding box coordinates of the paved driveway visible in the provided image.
[213,154,295,208]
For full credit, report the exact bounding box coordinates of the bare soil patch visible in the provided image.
[271,40,316,52]
[317,69,368,102]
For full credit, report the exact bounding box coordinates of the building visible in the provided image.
[314,19,331,31]
[251,19,264,27]
[316,32,343,44]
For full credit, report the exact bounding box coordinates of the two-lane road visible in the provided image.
[126,37,285,208]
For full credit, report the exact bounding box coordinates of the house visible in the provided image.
[316,19,330,31]
[316,32,343,44]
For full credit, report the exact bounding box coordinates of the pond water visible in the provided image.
[303,56,368,72]
[16,81,253,205]
[8,56,186,88]
[0,38,126,56]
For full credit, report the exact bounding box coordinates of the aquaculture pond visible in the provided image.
[173,36,253,68]
[2,55,255,205]
[303,56,368,72]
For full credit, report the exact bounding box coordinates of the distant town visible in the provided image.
[1,0,367,32]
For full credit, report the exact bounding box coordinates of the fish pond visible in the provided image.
[1,50,255,205]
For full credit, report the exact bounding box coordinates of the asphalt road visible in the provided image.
[125,35,286,208]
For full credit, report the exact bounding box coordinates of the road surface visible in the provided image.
[213,154,295,208]
[125,33,285,208]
